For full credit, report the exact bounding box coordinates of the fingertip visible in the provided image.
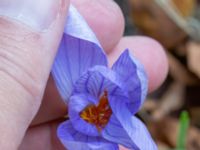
[135,36,168,92]
[108,36,169,93]
[19,121,65,150]
[71,0,125,52]
[119,145,129,150]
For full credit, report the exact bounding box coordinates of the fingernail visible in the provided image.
[0,0,64,31]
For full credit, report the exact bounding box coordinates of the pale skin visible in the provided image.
[0,0,168,149]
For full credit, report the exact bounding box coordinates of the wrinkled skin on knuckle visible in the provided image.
[0,18,45,99]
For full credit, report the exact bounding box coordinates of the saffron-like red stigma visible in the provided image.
[80,91,112,131]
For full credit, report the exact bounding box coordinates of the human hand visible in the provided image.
[0,0,168,149]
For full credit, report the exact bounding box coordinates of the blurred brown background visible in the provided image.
[115,0,200,149]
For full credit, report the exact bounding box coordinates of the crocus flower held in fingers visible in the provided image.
[52,5,157,150]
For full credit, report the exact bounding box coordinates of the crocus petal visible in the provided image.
[112,49,148,113]
[108,95,158,150]
[52,5,108,103]
[69,66,128,136]
[69,94,100,136]
[102,115,138,150]
[72,66,126,100]
[57,121,119,150]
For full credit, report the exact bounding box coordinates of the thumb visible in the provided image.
[0,0,69,149]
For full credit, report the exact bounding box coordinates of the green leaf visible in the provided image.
[176,111,190,150]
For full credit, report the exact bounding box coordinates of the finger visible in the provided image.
[71,0,125,52]
[119,145,129,150]
[32,0,125,125]
[32,76,67,126]
[19,120,128,150]
[0,0,69,149]
[108,36,169,92]
[19,121,65,150]
[32,36,168,126]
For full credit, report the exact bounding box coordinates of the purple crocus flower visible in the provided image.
[52,5,157,150]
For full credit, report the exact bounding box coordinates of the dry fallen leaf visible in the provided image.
[148,117,200,150]
[168,52,199,85]
[173,0,196,17]
[129,0,196,48]
[152,82,184,120]
[190,107,200,127]
[187,41,200,78]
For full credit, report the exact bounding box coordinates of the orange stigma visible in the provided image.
[80,91,112,131]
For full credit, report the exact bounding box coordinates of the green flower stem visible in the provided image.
[176,111,190,150]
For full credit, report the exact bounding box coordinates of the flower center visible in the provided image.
[80,91,112,131]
